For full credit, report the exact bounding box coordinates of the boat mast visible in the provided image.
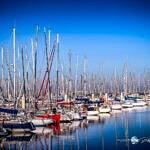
[44,27,51,107]
[1,47,4,91]
[35,25,38,109]
[13,28,16,106]
[6,50,11,98]
[114,66,117,97]
[100,62,104,96]
[31,38,34,96]
[124,62,128,96]
[75,55,78,98]
[25,46,29,98]
[17,46,21,98]
[61,62,65,98]
[68,50,72,100]
[83,56,87,97]
[56,34,59,102]
[48,30,51,55]
[21,47,26,109]
[80,74,83,98]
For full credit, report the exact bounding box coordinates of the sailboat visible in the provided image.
[111,102,122,110]
[99,104,111,113]
[0,107,36,133]
[28,114,54,127]
[122,99,133,108]
[132,100,147,107]
[35,31,61,124]
[111,99,122,113]
[87,107,99,116]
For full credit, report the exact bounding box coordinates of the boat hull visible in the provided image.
[87,111,99,116]
[31,118,53,126]
[111,104,122,110]
[99,106,111,113]
[36,114,61,124]
[132,102,147,107]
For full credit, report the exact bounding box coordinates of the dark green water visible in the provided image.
[1,106,150,150]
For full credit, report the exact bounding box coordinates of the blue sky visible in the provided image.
[0,0,150,76]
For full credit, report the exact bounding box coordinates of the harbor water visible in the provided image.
[1,106,150,150]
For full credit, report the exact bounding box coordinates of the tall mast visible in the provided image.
[61,62,65,97]
[100,62,104,96]
[17,46,21,97]
[21,47,26,98]
[56,34,59,101]
[75,55,78,98]
[34,25,38,105]
[1,47,4,90]
[44,27,51,106]
[48,29,51,55]
[68,50,72,100]
[114,66,117,97]
[25,46,29,98]
[31,38,34,95]
[80,74,83,97]
[13,28,16,102]
[124,62,128,96]
[6,50,11,98]
[83,56,87,97]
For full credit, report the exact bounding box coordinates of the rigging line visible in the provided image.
[24,47,33,98]
[25,45,34,76]
[37,49,46,82]
[41,40,56,103]
[37,39,56,104]
[4,50,13,96]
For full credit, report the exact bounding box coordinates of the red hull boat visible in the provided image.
[36,113,60,124]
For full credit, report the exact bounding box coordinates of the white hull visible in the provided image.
[30,118,53,126]
[87,110,99,116]
[133,101,147,107]
[7,128,32,133]
[87,115,99,120]
[122,102,133,108]
[60,114,72,122]
[99,106,111,113]
[68,112,82,120]
[111,104,122,110]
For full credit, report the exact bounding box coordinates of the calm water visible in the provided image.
[1,106,150,150]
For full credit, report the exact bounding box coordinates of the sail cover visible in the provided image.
[0,107,18,114]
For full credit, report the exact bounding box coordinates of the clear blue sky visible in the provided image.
[0,0,150,76]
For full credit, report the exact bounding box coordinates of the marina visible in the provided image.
[0,105,150,150]
[0,0,150,149]
[0,25,150,149]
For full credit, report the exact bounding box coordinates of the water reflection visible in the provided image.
[0,132,34,149]
[0,106,150,150]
